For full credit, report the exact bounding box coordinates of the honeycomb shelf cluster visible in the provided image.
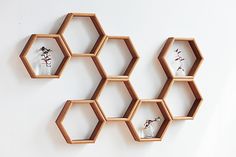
[19,13,203,144]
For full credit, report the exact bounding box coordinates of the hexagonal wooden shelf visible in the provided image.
[126,99,172,142]
[19,34,71,79]
[158,37,203,79]
[92,77,139,121]
[56,100,106,144]
[94,36,139,79]
[57,13,106,57]
[159,78,202,120]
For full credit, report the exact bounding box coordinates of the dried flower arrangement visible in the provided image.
[174,48,185,76]
[40,46,52,67]
[35,46,53,75]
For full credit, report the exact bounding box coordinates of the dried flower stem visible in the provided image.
[40,46,52,67]
[175,49,185,72]
[144,117,161,129]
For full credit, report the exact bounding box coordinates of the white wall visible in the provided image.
[0,0,235,156]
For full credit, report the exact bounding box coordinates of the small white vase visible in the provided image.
[141,125,155,138]
[35,54,52,75]
[35,63,52,75]
[40,64,52,75]
[176,69,186,76]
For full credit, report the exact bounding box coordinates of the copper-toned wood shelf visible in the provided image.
[126,99,172,142]
[158,37,203,79]
[95,36,139,78]
[57,13,106,57]
[92,78,139,121]
[159,78,202,120]
[19,34,71,79]
[55,100,106,144]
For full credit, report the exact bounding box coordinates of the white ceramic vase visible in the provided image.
[175,69,186,76]
[141,125,155,138]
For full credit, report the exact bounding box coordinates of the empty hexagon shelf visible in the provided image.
[20,34,71,78]
[126,99,172,142]
[92,78,139,121]
[160,79,202,120]
[158,37,203,79]
[57,13,106,57]
[56,100,106,144]
[95,36,139,78]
